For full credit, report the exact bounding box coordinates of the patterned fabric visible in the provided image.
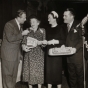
[22,28,45,85]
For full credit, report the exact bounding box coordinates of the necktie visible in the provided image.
[67,24,70,32]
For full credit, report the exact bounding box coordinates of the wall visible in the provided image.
[0,0,27,39]
[0,0,88,39]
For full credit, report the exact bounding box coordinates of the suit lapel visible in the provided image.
[70,20,77,31]
[64,23,68,35]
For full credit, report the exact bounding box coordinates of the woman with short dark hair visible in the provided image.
[45,11,65,88]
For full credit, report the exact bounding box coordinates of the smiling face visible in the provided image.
[48,14,56,25]
[30,18,40,30]
[63,11,74,24]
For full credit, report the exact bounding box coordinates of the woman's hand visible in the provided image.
[37,41,42,45]
[41,40,47,47]
[47,39,59,45]
[22,44,32,52]
[37,40,47,47]
[37,40,47,45]
[42,40,47,45]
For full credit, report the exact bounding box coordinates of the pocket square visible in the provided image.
[74,29,77,33]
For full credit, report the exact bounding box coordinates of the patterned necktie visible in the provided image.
[67,24,70,32]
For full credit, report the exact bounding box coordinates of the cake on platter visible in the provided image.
[26,37,38,47]
[49,45,76,56]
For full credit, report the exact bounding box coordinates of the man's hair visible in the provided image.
[16,9,26,18]
[66,8,75,17]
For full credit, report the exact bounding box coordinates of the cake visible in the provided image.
[49,45,75,55]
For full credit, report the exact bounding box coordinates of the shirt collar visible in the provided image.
[15,18,20,30]
[69,20,74,28]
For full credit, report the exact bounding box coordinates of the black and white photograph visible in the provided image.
[0,0,88,88]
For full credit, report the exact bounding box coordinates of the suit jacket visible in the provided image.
[65,20,83,64]
[1,19,23,61]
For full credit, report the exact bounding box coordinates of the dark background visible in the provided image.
[0,0,88,39]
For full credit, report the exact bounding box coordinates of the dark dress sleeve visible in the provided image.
[59,27,66,45]
[55,26,66,47]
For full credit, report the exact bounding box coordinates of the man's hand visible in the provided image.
[22,29,29,36]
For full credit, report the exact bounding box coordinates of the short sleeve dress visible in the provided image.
[45,25,65,84]
[22,28,46,85]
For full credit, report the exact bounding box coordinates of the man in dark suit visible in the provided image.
[1,10,29,88]
[63,8,84,88]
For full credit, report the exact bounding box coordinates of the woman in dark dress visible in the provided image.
[45,11,66,88]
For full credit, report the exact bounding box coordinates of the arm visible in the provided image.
[47,27,66,46]
[4,22,23,43]
[38,28,47,46]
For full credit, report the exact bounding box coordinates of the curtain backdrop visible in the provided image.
[0,0,88,39]
[0,0,27,39]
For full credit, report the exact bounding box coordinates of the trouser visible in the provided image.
[67,63,84,88]
[1,59,19,88]
[86,60,88,88]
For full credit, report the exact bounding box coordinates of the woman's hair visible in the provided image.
[28,15,41,28]
[49,11,59,23]
[28,15,40,22]
[49,11,59,19]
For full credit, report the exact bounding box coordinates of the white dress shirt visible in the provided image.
[15,18,20,30]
